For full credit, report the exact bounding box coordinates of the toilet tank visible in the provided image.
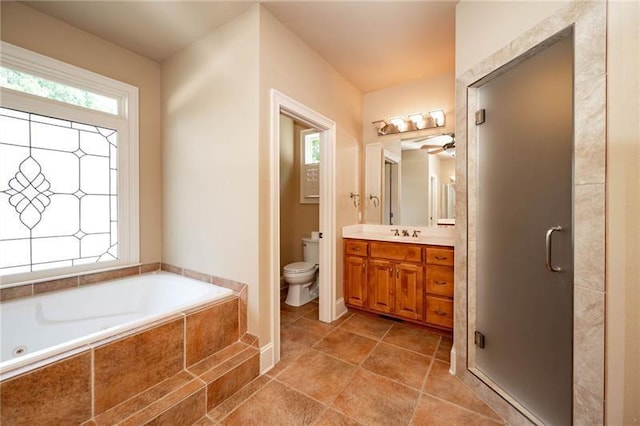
[302,237,319,264]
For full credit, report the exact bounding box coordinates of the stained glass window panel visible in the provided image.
[0,107,119,276]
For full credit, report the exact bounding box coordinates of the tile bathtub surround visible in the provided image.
[94,318,185,414]
[1,292,256,425]
[0,262,162,302]
[186,299,240,367]
[160,262,249,336]
[0,352,92,425]
[79,265,141,285]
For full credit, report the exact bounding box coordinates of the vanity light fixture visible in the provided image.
[373,109,446,136]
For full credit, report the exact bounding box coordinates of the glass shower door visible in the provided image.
[474,33,574,424]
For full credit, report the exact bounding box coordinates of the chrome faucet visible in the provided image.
[412,230,421,238]
[391,229,400,236]
[402,229,410,237]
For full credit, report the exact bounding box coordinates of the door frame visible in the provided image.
[269,89,337,367]
[454,2,607,425]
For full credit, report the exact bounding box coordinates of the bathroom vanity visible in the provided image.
[342,225,454,332]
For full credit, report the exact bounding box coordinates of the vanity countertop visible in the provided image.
[342,224,455,247]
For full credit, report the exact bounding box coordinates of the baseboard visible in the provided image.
[335,297,348,319]
[449,346,456,375]
[259,342,274,375]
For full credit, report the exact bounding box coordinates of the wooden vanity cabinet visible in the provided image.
[343,238,454,331]
[425,247,455,329]
[343,240,368,308]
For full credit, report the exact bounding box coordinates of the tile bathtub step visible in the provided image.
[187,342,260,411]
[90,371,207,425]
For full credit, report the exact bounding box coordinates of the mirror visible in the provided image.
[364,136,455,226]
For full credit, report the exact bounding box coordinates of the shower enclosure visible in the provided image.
[471,32,574,424]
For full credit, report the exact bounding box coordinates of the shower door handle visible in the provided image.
[545,226,562,272]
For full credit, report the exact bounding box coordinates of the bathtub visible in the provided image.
[0,271,234,377]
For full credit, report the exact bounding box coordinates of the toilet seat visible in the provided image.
[283,261,316,274]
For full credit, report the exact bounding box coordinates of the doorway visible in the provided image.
[269,90,337,368]
[382,150,400,225]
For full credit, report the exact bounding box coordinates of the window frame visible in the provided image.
[0,41,139,286]
[299,128,320,204]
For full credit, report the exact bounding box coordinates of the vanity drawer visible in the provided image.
[426,248,454,266]
[425,295,453,329]
[370,242,422,263]
[426,266,454,297]
[345,240,368,256]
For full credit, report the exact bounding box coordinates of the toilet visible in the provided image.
[283,236,319,307]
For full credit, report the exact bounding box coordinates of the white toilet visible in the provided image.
[283,236,319,307]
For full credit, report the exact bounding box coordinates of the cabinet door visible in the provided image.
[344,256,367,307]
[395,263,424,320]
[367,259,394,314]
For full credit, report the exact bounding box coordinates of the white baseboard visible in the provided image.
[335,297,348,319]
[449,346,456,375]
[259,342,274,374]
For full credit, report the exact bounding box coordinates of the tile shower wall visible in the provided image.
[455,2,607,424]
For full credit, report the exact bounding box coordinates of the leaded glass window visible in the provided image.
[0,107,118,276]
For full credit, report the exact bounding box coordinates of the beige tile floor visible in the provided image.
[204,296,505,425]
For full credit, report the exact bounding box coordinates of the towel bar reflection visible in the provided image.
[349,192,360,208]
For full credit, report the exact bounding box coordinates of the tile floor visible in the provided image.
[200,297,504,425]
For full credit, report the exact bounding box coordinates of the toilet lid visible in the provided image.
[284,261,316,273]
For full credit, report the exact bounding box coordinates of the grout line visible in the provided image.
[273,375,332,410]
[421,391,505,424]
[90,349,95,420]
[420,356,436,392]
[213,377,274,423]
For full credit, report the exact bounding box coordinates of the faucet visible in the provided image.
[412,230,421,238]
[391,229,400,236]
[402,229,410,237]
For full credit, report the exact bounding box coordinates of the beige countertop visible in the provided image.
[342,224,455,247]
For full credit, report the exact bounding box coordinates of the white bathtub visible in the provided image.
[0,271,234,377]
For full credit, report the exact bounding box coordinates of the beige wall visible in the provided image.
[455,1,569,76]
[279,116,319,271]
[161,6,260,332]
[0,1,163,263]
[606,2,640,424]
[456,1,639,423]
[259,6,362,345]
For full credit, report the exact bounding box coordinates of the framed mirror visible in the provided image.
[364,134,455,226]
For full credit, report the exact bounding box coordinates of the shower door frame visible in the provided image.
[468,29,574,424]
[454,2,607,424]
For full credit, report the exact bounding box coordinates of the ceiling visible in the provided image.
[20,1,456,93]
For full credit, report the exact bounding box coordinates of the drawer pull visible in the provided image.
[434,310,447,316]
[435,256,448,260]
[396,270,400,279]
[433,280,448,285]
[353,247,360,251]
[362,263,366,270]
